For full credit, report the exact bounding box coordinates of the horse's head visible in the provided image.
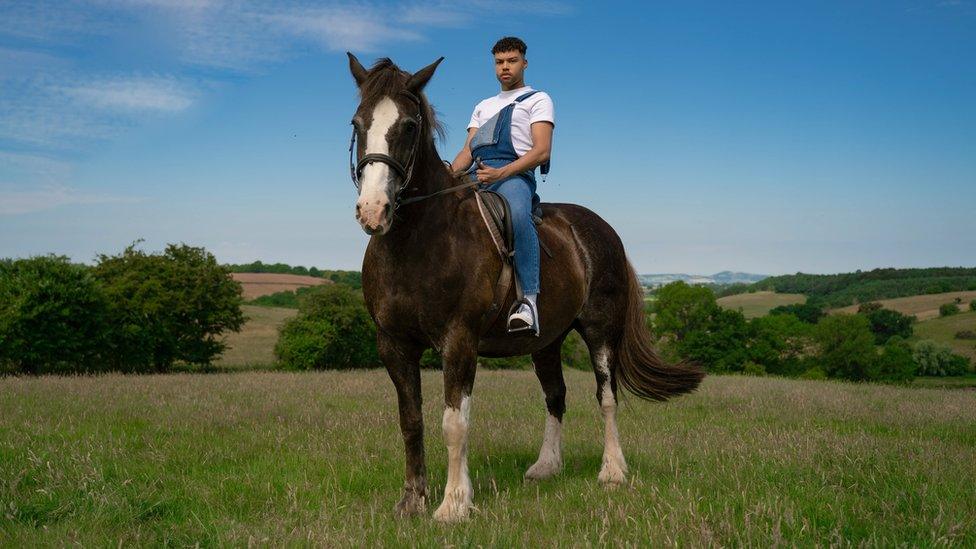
[348,53,443,235]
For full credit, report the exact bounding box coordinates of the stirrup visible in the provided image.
[506,298,540,336]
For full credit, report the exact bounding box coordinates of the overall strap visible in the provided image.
[513,89,550,177]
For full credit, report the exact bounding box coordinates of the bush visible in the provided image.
[800,367,827,380]
[875,339,916,383]
[769,302,824,324]
[912,340,970,376]
[94,242,245,371]
[862,307,915,344]
[677,308,752,373]
[813,314,879,381]
[743,361,766,376]
[940,303,960,317]
[0,256,109,374]
[747,313,812,376]
[275,284,378,369]
[970,299,976,312]
[955,330,976,340]
[560,331,591,370]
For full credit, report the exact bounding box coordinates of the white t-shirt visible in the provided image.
[467,85,554,157]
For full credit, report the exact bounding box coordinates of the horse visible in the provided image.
[346,53,704,522]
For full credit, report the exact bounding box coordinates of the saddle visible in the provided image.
[474,188,552,335]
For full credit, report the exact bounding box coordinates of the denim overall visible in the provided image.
[469,90,549,296]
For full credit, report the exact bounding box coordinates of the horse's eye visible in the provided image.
[402,119,417,133]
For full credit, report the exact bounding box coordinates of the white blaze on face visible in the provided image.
[356,97,399,232]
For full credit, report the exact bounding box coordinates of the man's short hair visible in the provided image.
[492,36,527,56]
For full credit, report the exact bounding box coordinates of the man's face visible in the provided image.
[494,50,527,85]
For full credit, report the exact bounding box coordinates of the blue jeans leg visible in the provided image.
[487,177,540,295]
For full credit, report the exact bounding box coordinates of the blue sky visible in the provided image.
[1,0,973,275]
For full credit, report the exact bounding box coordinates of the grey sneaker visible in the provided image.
[507,300,540,336]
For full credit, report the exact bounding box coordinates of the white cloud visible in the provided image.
[60,75,197,113]
[0,184,145,215]
[264,6,424,53]
[0,71,198,148]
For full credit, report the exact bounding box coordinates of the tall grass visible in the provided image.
[1,370,974,545]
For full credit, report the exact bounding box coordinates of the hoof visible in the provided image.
[393,489,427,518]
[524,459,563,481]
[432,485,473,522]
[598,457,627,487]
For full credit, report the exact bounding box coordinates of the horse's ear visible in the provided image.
[347,51,368,87]
[406,56,444,93]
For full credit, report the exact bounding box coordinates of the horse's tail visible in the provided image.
[615,261,705,401]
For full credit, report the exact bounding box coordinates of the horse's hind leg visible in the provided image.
[378,332,428,517]
[433,327,479,522]
[578,327,628,486]
[525,333,568,480]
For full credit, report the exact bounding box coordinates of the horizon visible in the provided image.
[2,1,974,275]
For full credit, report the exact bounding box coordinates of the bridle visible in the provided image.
[349,89,425,211]
[348,89,483,212]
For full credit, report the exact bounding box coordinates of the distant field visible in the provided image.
[832,291,976,321]
[1,371,973,545]
[232,272,330,299]
[716,291,806,318]
[914,311,976,362]
[214,305,296,368]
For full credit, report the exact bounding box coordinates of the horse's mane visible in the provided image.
[359,58,446,144]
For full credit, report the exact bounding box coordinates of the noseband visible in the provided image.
[349,90,425,210]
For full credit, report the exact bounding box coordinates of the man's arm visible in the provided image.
[475,121,553,183]
[449,128,478,175]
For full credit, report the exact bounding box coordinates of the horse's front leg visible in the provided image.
[378,331,428,517]
[432,326,479,522]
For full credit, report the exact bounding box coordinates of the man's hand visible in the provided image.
[475,160,508,184]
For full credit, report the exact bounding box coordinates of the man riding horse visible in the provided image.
[346,41,703,522]
[448,36,554,336]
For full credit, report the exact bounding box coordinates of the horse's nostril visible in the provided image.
[384,203,391,216]
[356,203,362,213]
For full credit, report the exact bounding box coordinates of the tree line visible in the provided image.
[727,267,976,308]
[224,261,362,289]
[651,281,972,382]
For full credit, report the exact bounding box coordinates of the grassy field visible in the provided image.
[2,370,974,545]
[213,305,296,369]
[914,310,976,362]
[832,291,976,321]
[716,291,806,319]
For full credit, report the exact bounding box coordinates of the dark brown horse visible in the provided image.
[347,53,703,522]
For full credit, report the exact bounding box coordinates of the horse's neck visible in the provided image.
[382,151,461,245]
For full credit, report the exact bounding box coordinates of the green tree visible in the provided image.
[875,337,916,383]
[653,281,719,342]
[275,284,378,369]
[747,313,812,376]
[862,308,914,344]
[676,308,752,373]
[769,302,824,324]
[0,256,109,374]
[94,242,245,371]
[912,340,970,376]
[813,314,879,381]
